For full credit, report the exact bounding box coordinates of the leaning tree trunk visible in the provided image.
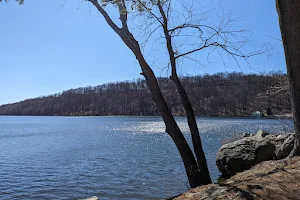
[170,75,212,184]
[118,29,205,187]
[156,0,211,185]
[88,0,210,187]
[276,0,300,156]
[133,49,206,187]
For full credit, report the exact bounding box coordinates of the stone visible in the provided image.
[216,132,293,178]
[241,133,251,138]
[216,137,257,178]
[256,130,270,138]
[255,139,276,163]
[173,157,300,200]
[276,134,295,159]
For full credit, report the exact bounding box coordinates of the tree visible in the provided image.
[87,0,213,187]
[0,73,290,116]
[86,0,269,187]
[0,0,23,4]
[2,0,267,188]
[276,0,300,157]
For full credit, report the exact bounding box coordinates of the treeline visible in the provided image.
[0,72,291,116]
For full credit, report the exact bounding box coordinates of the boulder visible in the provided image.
[216,137,257,178]
[276,133,295,159]
[241,133,251,138]
[173,157,300,200]
[256,130,270,138]
[255,139,276,163]
[216,130,293,178]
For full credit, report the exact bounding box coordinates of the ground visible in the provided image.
[173,157,300,200]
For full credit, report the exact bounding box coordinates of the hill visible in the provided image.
[0,72,291,116]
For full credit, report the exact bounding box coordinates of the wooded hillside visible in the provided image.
[0,72,290,116]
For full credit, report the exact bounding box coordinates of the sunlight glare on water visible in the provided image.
[0,116,294,200]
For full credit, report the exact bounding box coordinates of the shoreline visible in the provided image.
[172,157,300,200]
[0,114,293,119]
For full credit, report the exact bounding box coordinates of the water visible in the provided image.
[0,116,294,200]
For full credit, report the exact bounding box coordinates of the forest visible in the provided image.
[0,72,290,117]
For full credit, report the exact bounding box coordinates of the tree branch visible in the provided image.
[87,0,121,33]
[119,0,128,29]
[136,0,164,25]
[175,42,217,59]
[169,23,203,35]
[175,40,269,61]
[157,0,177,75]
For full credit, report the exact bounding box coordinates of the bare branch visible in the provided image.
[136,0,164,25]
[175,40,270,61]
[169,24,202,34]
[174,41,216,59]
[119,0,128,29]
[157,0,177,75]
[87,0,121,33]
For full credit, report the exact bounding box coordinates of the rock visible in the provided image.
[241,133,251,138]
[216,131,292,178]
[173,157,300,200]
[268,133,291,149]
[256,130,270,138]
[276,134,295,159]
[255,139,276,163]
[216,137,258,178]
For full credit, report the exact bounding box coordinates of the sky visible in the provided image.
[0,0,286,105]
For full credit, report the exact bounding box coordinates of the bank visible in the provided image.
[172,156,300,200]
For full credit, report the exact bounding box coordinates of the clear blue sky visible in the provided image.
[0,0,286,105]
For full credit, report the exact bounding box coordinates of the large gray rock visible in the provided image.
[216,137,257,178]
[256,130,270,138]
[276,133,295,159]
[255,139,276,163]
[216,130,293,178]
[174,157,300,200]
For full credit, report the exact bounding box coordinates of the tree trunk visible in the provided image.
[120,29,206,187]
[170,75,212,184]
[89,0,209,187]
[276,0,300,156]
[134,50,207,187]
[156,1,211,185]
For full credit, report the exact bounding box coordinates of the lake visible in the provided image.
[0,116,294,200]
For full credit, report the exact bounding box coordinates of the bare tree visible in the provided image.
[84,0,211,187]
[152,0,263,184]
[276,0,300,157]
[88,0,269,187]
[2,0,268,187]
[0,73,290,117]
[0,0,23,4]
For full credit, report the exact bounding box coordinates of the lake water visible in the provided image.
[0,116,294,200]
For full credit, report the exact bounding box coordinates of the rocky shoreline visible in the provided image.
[216,130,294,178]
[173,130,299,200]
[81,130,297,200]
[173,156,300,200]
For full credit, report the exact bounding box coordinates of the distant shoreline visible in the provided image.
[0,73,291,118]
[0,114,293,119]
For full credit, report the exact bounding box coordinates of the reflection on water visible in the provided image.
[0,116,294,200]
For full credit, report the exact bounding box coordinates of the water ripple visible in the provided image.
[0,116,294,199]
